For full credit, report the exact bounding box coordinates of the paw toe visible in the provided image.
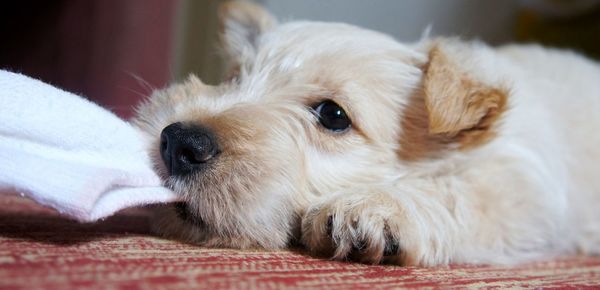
[383,232,400,257]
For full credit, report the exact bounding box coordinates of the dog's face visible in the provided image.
[133,2,506,249]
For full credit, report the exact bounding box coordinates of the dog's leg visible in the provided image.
[301,183,460,265]
[301,170,566,265]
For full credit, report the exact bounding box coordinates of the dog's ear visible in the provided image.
[398,44,508,160]
[423,45,508,142]
[218,1,277,68]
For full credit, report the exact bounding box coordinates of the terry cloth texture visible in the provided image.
[0,70,177,222]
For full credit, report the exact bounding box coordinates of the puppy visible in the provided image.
[133,1,600,265]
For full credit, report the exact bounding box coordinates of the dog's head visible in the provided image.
[133,1,507,249]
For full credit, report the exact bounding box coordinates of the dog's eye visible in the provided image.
[313,100,351,132]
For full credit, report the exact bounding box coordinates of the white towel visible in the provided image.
[0,70,178,222]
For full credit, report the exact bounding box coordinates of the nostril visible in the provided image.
[159,132,172,174]
[177,146,217,165]
[178,147,199,165]
[160,138,168,155]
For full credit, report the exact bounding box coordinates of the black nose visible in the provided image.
[160,122,220,176]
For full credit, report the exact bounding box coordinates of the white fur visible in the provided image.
[134,2,600,265]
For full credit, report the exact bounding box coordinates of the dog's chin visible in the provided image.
[150,167,211,239]
[161,176,211,231]
[173,202,205,228]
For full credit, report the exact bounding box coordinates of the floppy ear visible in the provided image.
[423,45,508,143]
[218,1,277,68]
[397,44,508,160]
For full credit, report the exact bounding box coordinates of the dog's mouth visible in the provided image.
[173,202,205,227]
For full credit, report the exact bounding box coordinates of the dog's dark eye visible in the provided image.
[313,100,351,132]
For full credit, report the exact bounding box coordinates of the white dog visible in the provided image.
[133,1,600,265]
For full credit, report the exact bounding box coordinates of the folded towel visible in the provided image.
[0,70,178,222]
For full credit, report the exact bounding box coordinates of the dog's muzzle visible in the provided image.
[160,122,220,176]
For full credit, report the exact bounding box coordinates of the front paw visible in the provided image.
[301,190,453,265]
[301,192,406,264]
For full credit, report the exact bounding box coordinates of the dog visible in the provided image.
[133,1,600,265]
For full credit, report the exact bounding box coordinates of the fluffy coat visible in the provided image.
[133,1,600,265]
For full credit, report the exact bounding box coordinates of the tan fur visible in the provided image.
[397,90,454,161]
[424,46,509,149]
[398,46,508,161]
[134,1,600,266]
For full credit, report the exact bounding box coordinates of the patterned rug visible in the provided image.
[0,194,598,289]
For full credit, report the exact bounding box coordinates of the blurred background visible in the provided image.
[1,0,599,118]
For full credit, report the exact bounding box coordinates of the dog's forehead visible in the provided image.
[231,22,423,101]
[256,22,406,72]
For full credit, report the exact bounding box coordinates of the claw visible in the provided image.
[351,239,367,253]
[326,215,333,237]
[383,231,400,256]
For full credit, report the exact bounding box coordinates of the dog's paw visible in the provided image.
[301,188,456,265]
[301,191,412,264]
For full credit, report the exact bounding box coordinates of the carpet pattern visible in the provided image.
[0,194,599,289]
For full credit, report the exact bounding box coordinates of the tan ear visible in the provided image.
[218,1,277,66]
[423,46,507,142]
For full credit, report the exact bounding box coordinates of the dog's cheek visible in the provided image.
[304,144,396,195]
[188,116,309,248]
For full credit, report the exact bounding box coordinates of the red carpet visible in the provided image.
[0,194,598,289]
